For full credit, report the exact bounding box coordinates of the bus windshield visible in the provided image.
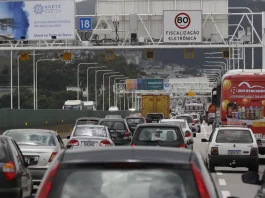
[64,105,81,110]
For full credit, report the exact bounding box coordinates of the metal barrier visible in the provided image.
[0,109,138,132]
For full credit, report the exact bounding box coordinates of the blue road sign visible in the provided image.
[164,83,169,87]
[79,17,92,31]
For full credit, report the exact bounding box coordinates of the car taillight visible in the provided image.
[68,139,79,146]
[211,147,219,155]
[250,147,258,156]
[257,140,262,147]
[36,162,59,198]
[99,140,111,147]
[124,130,130,137]
[48,152,57,162]
[185,131,191,137]
[192,120,195,125]
[3,161,16,180]
[191,163,211,198]
[180,143,185,148]
[131,144,136,146]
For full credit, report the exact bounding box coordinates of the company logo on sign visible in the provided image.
[238,82,264,89]
[231,82,265,94]
[34,4,62,14]
[148,81,163,85]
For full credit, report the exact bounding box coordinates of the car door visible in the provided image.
[11,140,32,197]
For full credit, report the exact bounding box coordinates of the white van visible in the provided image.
[108,106,119,111]
[62,100,83,110]
[83,101,96,111]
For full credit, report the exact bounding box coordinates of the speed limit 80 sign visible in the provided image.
[163,10,202,43]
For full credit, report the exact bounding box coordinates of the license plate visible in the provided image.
[24,156,38,162]
[82,141,95,146]
[152,121,158,123]
[111,133,118,137]
[228,150,241,155]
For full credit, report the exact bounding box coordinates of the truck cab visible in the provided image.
[83,101,96,111]
[62,100,83,110]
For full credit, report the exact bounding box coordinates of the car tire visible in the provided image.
[208,160,215,172]
[249,165,259,172]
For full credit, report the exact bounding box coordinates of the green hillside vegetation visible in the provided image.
[0,53,138,110]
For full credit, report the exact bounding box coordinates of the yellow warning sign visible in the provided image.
[186,91,195,96]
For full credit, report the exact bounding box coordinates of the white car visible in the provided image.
[160,119,196,149]
[67,125,115,148]
[201,126,259,172]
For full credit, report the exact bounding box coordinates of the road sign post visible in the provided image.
[163,10,202,43]
[79,17,92,31]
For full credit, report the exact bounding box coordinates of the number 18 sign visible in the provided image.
[79,17,92,31]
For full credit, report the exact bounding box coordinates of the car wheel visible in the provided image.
[208,160,215,172]
[249,165,259,172]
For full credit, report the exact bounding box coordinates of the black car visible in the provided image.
[0,136,38,198]
[130,123,193,148]
[98,118,132,145]
[36,147,221,198]
[242,171,265,198]
[75,117,101,125]
[125,116,145,134]
[145,113,164,123]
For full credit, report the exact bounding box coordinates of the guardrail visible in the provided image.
[0,109,138,132]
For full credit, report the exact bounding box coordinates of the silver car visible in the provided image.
[67,125,115,148]
[2,129,64,187]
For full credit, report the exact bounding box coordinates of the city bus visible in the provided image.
[220,69,265,155]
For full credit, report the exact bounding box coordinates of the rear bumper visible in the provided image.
[0,187,20,197]
[29,167,48,185]
[209,155,258,167]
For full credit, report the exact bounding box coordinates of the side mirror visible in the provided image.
[192,128,196,132]
[67,136,70,139]
[193,133,196,138]
[201,138,208,142]
[27,157,38,166]
[242,172,260,185]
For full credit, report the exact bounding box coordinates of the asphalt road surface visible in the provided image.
[196,123,262,198]
[33,123,262,198]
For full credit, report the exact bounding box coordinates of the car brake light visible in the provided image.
[185,131,191,137]
[99,140,111,147]
[211,147,219,155]
[68,139,79,146]
[124,130,130,137]
[192,120,195,125]
[3,161,16,180]
[250,147,258,156]
[180,143,185,148]
[191,163,210,198]
[48,152,57,162]
[131,144,136,146]
[36,162,59,198]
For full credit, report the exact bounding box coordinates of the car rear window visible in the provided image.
[216,130,253,143]
[49,167,199,198]
[73,126,107,137]
[76,120,99,125]
[136,127,183,142]
[126,118,145,125]
[0,139,9,163]
[176,116,192,123]
[191,115,198,119]
[100,121,126,130]
[160,121,186,128]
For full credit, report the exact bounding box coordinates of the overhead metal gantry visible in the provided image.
[0,12,264,51]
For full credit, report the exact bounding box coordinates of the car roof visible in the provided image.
[217,127,250,130]
[0,136,12,141]
[76,125,105,128]
[136,123,180,128]
[100,118,125,121]
[161,119,186,122]
[77,117,101,121]
[4,129,58,135]
[176,114,192,117]
[126,116,144,119]
[62,146,193,164]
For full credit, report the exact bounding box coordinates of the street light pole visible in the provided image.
[77,63,98,100]
[102,72,119,110]
[86,66,107,101]
[95,70,112,109]
[36,58,59,109]
[114,77,128,108]
[108,75,125,109]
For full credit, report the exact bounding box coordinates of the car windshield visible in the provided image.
[216,130,253,143]
[73,126,107,137]
[64,105,80,110]
[176,116,192,123]
[126,118,145,125]
[84,106,94,110]
[105,115,122,119]
[6,131,56,146]
[161,121,186,128]
[77,120,99,125]
[51,168,199,198]
[136,127,182,142]
[100,121,126,130]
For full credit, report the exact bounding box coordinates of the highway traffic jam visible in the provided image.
[2,69,265,198]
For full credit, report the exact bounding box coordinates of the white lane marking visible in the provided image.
[219,179,227,186]
[221,191,231,198]
[200,124,208,138]
[216,172,223,175]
